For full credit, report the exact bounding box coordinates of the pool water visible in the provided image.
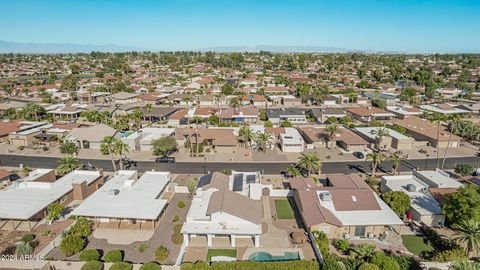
[248,251,299,262]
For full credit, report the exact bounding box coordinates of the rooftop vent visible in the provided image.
[319,192,332,202]
[406,184,417,192]
[108,189,120,196]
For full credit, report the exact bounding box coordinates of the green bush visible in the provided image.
[109,262,132,270]
[60,235,85,257]
[69,217,93,237]
[104,250,123,262]
[455,164,475,176]
[392,256,421,270]
[428,268,441,270]
[15,242,33,257]
[177,201,186,208]
[431,248,467,262]
[79,249,101,262]
[155,246,169,262]
[372,252,400,270]
[21,234,36,243]
[81,261,104,270]
[334,239,350,253]
[358,262,380,270]
[139,262,161,270]
[312,231,329,255]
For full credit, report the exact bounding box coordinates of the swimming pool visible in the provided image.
[248,251,299,262]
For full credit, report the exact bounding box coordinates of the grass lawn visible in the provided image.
[206,249,237,262]
[274,199,295,219]
[401,235,434,255]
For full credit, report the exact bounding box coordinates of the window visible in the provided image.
[354,226,366,237]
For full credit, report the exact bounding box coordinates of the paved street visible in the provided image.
[1,154,479,175]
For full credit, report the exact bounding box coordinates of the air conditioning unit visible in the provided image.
[320,192,332,202]
[406,184,417,192]
[368,233,374,239]
[344,234,351,239]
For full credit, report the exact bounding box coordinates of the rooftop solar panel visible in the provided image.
[233,174,243,191]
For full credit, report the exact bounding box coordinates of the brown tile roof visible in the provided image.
[207,190,262,224]
[294,190,342,227]
[0,122,22,137]
[347,106,389,117]
[394,116,461,142]
[0,169,12,180]
[429,188,457,204]
[335,128,369,145]
[169,108,188,120]
[177,128,237,146]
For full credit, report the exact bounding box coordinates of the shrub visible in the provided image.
[334,239,350,253]
[358,262,380,270]
[104,250,123,262]
[177,201,186,208]
[155,246,169,262]
[312,231,329,255]
[173,214,180,222]
[381,191,411,216]
[428,268,441,270]
[41,230,52,237]
[81,261,104,270]
[392,256,421,270]
[136,243,148,253]
[15,242,33,257]
[69,217,93,237]
[431,248,467,262]
[139,262,161,270]
[372,252,400,270]
[60,235,85,257]
[455,164,475,176]
[79,249,101,261]
[21,234,36,243]
[109,262,132,270]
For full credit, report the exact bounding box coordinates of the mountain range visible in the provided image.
[0,40,145,54]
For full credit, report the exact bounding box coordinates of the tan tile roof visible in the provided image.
[347,106,389,117]
[207,190,262,224]
[394,116,461,142]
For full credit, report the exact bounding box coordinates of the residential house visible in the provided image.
[112,92,141,105]
[72,170,170,230]
[386,105,423,119]
[0,169,103,231]
[420,104,470,115]
[182,171,263,247]
[218,107,259,123]
[66,123,119,149]
[308,108,347,123]
[176,128,237,153]
[346,106,395,122]
[266,108,307,124]
[292,174,403,239]
[123,128,175,151]
[354,127,415,151]
[393,117,461,148]
[8,121,53,147]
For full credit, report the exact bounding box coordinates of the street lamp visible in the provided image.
[203,156,207,176]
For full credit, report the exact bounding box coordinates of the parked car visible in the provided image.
[155,156,175,163]
[353,152,365,159]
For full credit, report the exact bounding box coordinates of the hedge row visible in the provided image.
[181,260,319,270]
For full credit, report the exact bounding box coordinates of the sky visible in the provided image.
[0,0,479,52]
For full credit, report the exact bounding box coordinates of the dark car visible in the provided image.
[155,156,175,163]
[353,152,365,159]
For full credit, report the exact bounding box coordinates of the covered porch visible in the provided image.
[184,233,259,248]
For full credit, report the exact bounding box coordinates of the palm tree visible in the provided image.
[238,126,255,148]
[229,97,241,108]
[389,152,404,175]
[23,103,44,121]
[114,140,129,170]
[286,164,300,178]
[100,136,118,172]
[56,156,80,175]
[453,220,480,257]
[425,112,447,168]
[254,132,273,153]
[324,123,340,149]
[442,114,460,169]
[297,152,322,177]
[129,108,144,130]
[145,103,153,123]
[366,152,386,178]
[59,141,78,156]
[374,127,389,151]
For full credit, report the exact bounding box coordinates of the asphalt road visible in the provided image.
[1,154,479,175]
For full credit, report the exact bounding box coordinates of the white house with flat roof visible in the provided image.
[381,174,445,226]
[122,128,175,151]
[279,128,305,152]
[182,171,263,248]
[72,170,170,230]
[414,169,463,189]
[0,169,103,231]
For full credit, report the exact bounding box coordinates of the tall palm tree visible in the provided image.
[366,152,386,178]
[374,127,389,151]
[114,140,130,170]
[297,152,322,177]
[59,140,78,156]
[286,164,300,178]
[324,123,340,149]
[145,103,153,123]
[425,112,447,168]
[389,152,404,175]
[238,126,255,148]
[453,220,480,257]
[129,108,144,130]
[56,156,80,175]
[254,132,273,153]
[442,114,460,169]
[100,136,118,172]
[23,103,44,121]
